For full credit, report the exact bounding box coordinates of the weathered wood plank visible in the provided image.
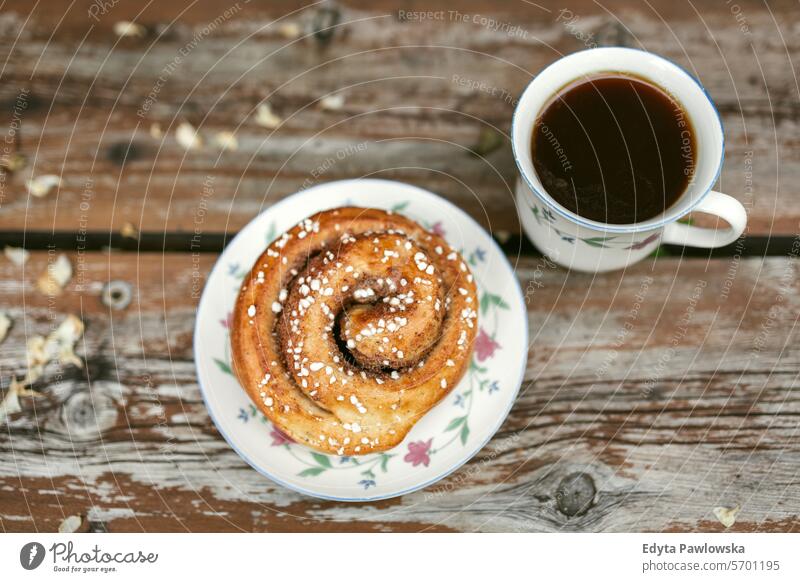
[0,251,798,532]
[0,0,796,235]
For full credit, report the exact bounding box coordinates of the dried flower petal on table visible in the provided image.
[0,381,22,422]
[0,152,27,173]
[214,131,238,151]
[495,230,511,244]
[58,515,82,533]
[320,93,344,111]
[36,254,72,295]
[0,311,11,343]
[26,174,61,198]
[25,314,84,384]
[0,379,42,423]
[254,103,281,128]
[113,21,146,37]
[713,505,740,528]
[278,22,301,39]
[4,245,29,266]
[176,122,202,150]
[50,315,85,369]
[121,222,139,240]
[25,335,46,382]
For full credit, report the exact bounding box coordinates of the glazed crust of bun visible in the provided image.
[231,207,478,456]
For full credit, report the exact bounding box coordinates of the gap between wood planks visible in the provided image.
[0,230,795,258]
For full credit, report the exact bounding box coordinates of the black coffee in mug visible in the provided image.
[531,73,695,224]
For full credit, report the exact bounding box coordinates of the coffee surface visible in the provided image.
[531,74,694,224]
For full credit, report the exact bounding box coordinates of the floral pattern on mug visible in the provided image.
[529,202,662,250]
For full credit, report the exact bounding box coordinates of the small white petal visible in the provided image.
[26,175,61,198]
[58,515,82,533]
[113,21,146,37]
[254,103,281,129]
[278,22,301,39]
[0,312,11,343]
[713,505,740,528]
[320,93,345,111]
[213,131,238,151]
[4,246,29,267]
[36,255,72,295]
[176,122,202,150]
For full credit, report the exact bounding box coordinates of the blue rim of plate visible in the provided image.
[511,46,725,234]
[193,178,529,502]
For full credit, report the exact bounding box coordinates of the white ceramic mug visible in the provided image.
[512,48,747,272]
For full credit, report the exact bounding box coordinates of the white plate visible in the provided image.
[194,179,528,501]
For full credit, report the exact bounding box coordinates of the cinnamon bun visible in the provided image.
[231,207,478,455]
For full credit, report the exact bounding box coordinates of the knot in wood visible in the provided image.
[107,141,143,166]
[312,5,341,46]
[62,391,118,436]
[556,472,596,517]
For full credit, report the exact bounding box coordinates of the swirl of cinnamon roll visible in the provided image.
[231,207,478,456]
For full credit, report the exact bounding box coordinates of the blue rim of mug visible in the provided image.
[511,47,725,234]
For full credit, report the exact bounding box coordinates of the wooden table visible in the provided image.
[1,0,798,532]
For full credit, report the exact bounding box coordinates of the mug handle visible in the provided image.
[661,191,747,248]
